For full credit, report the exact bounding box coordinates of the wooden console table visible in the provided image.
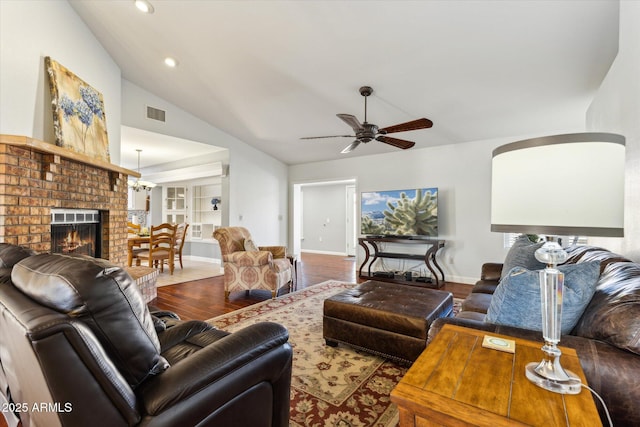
[358,236,445,288]
[391,324,602,426]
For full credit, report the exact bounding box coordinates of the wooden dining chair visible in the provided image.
[136,223,177,274]
[173,223,189,269]
[127,221,144,265]
[127,222,141,235]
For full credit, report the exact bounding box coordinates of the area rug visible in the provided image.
[208,280,463,427]
[155,259,223,287]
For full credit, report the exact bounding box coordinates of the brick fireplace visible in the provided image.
[0,135,139,266]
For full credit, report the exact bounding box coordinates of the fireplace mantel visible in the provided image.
[0,134,137,265]
[0,134,140,178]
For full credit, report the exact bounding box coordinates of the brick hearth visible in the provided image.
[0,135,139,266]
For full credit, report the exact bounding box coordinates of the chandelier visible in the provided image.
[127,149,156,192]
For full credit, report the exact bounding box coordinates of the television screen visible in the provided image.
[361,188,438,238]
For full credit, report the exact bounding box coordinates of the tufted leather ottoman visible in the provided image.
[323,280,453,364]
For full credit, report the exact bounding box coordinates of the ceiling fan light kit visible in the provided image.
[303,86,433,154]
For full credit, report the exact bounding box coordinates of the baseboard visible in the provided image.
[445,274,478,285]
[185,255,221,265]
[301,249,348,256]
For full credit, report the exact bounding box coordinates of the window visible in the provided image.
[164,186,187,225]
[504,233,588,248]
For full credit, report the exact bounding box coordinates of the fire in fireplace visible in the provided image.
[51,209,102,257]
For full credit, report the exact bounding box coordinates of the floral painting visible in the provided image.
[45,57,110,162]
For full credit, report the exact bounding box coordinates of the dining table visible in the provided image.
[127,234,150,267]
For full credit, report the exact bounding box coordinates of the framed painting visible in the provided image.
[45,57,110,162]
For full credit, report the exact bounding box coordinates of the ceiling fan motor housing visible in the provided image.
[359,86,373,97]
[357,123,378,142]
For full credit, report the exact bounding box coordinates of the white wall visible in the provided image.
[301,184,348,255]
[290,137,514,284]
[587,0,640,262]
[121,80,289,246]
[0,0,122,163]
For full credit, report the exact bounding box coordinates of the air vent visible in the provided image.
[146,105,166,122]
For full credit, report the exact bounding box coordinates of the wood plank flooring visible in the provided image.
[153,252,473,321]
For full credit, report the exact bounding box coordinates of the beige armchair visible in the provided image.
[213,227,292,299]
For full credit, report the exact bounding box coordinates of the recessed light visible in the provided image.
[134,0,154,14]
[164,57,178,68]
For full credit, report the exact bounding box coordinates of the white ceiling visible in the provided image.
[120,126,226,170]
[69,0,620,166]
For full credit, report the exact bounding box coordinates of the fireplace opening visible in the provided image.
[51,209,103,257]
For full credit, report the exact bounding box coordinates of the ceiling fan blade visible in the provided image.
[300,135,354,140]
[337,114,363,132]
[376,136,415,150]
[378,118,433,134]
[341,140,361,154]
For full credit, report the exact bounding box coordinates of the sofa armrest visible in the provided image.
[259,245,287,259]
[224,250,272,266]
[481,263,503,281]
[138,322,292,418]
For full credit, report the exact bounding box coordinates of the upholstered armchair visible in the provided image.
[213,227,292,299]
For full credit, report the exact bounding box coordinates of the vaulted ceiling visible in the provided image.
[69,0,620,167]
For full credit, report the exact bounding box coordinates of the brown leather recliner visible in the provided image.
[0,244,292,427]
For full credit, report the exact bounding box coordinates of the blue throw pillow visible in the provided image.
[485,261,601,334]
[500,235,545,280]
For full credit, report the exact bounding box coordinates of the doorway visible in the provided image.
[292,179,357,257]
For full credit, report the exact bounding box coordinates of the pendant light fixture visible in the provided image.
[128,149,157,192]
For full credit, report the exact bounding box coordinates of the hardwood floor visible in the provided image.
[154,252,472,321]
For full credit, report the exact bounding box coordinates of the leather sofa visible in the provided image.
[0,244,293,427]
[429,244,640,426]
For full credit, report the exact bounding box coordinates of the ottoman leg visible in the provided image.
[325,339,338,347]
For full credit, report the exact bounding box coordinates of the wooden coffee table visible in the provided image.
[391,324,602,426]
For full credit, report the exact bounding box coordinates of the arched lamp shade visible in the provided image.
[491,132,625,238]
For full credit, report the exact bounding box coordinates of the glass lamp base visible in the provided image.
[525,362,582,394]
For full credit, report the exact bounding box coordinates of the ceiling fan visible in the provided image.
[301,86,433,154]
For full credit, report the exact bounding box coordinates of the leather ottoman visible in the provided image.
[323,280,453,364]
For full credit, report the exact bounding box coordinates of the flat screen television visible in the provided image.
[360,188,438,238]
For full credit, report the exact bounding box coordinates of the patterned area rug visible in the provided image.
[208,280,462,427]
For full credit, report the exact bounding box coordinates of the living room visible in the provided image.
[1,1,639,426]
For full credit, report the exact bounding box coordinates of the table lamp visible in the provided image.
[491,132,625,394]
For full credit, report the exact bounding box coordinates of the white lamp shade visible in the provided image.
[491,133,625,237]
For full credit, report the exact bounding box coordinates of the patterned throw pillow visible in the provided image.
[243,238,259,252]
[486,261,601,334]
[501,235,545,280]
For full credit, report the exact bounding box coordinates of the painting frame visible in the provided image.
[45,57,110,162]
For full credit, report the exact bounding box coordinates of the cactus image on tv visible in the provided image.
[361,215,386,235]
[361,188,438,237]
